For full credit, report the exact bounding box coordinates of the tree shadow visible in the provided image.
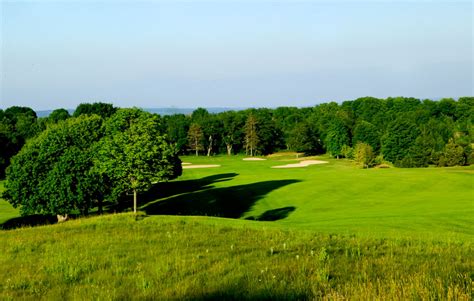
[1,214,57,230]
[105,173,239,213]
[188,288,309,301]
[246,206,296,221]
[1,173,299,229]
[142,179,300,218]
[141,173,239,204]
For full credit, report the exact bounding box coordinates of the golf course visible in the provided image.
[1,154,472,299]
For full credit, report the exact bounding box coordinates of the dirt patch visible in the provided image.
[271,160,329,169]
[182,164,221,169]
[243,158,267,161]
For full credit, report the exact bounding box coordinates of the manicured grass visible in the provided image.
[0,214,472,300]
[1,155,472,239]
[144,155,474,241]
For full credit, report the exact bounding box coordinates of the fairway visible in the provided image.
[2,155,473,241]
[139,155,473,241]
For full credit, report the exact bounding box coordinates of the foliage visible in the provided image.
[354,142,375,168]
[438,139,466,166]
[0,107,40,177]
[94,109,182,212]
[352,120,380,152]
[73,102,117,119]
[3,115,104,216]
[48,108,70,123]
[340,145,353,159]
[325,119,350,158]
[381,117,420,166]
[287,122,322,154]
[244,113,259,156]
[163,114,189,154]
[187,123,204,156]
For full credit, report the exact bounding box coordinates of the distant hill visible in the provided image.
[35,107,243,118]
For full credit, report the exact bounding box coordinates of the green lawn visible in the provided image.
[139,155,473,241]
[1,155,473,240]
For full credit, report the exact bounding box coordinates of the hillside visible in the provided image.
[0,213,472,300]
[1,155,473,299]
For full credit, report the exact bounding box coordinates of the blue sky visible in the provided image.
[1,0,472,110]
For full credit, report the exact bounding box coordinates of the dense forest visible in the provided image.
[1,96,473,178]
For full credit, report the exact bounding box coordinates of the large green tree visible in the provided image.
[95,108,182,213]
[4,115,104,219]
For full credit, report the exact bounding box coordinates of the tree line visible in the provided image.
[167,96,473,168]
[1,97,472,219]
[1,97,473,177]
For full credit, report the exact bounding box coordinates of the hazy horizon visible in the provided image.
[1,0,472,111]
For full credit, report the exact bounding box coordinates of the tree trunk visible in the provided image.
[133,189,137,214]
[98,199,103,215]
[195,137,199,156]
[207,135,213,157]
[226,144,232,156]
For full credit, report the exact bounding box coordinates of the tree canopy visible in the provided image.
[4,115,104,217]
[94,109,182,213]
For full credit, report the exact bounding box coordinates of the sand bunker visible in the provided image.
[182,164,221,169]
[181,162,192,165]
[271,160,329,169]
[243,158,267,161]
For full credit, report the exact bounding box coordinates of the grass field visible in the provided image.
[143,154,473,240]
[0,154,473,299]
[1,214,472,300]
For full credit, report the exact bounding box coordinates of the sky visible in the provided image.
[1,0,472,110]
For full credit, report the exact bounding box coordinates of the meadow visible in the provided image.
[0,155,473,299]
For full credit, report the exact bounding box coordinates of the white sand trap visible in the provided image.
[183,164,221,169]
[181,162,192,165]
[243,158,267,161]
[271,160,329,169]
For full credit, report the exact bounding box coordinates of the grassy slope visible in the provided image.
[0,214,472,300]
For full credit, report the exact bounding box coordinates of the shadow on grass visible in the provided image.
[107,173,239,213]
[1,173,300,229]
[246,206,296,221]
[1,214,57,230]
[187,287,309,301]
[142,177,300,218]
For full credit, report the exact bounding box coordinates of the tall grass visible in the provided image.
[1,214,472,300]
